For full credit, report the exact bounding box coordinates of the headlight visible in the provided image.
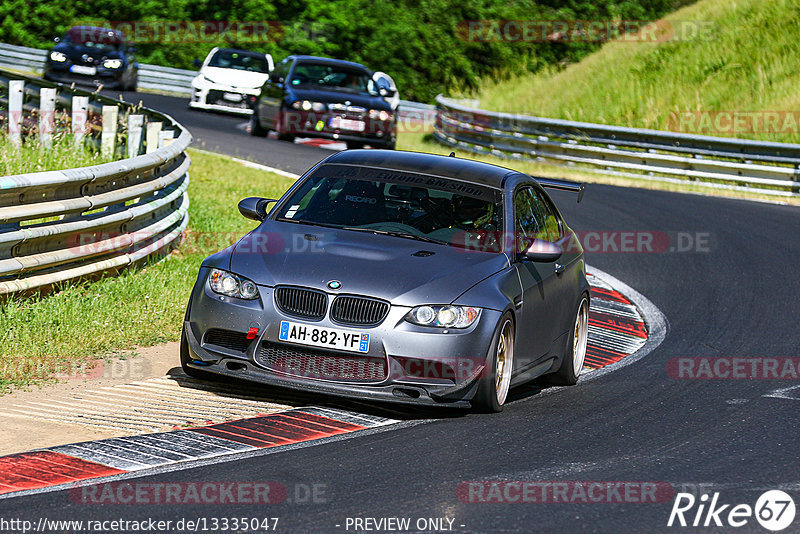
[406,305,481,328]
[369,109,391,121]
[208,268,260,300]
[50,51,67,62]
[292,100,326,112]
[103,59,122,69]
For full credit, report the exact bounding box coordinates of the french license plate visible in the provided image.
[278,321,370,353]
[328,117,365,132]
[70,65,96,75]
[223,92,243,102]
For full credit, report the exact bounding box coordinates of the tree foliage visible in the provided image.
[0,0,693,101]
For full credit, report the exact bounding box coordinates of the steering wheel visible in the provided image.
[418,197,456,228]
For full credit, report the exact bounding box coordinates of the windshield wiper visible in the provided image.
[279,219,448,245]
[341,227,447,245]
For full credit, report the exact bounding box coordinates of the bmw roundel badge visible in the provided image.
[327,280,342,290]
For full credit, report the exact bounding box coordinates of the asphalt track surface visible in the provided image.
[2,91,800,533]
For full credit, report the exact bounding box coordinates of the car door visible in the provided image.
[535,186,584,344]
[258,58,291,129]
[125,44,137,85]
[512,186,563,370]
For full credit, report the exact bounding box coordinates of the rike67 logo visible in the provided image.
[668,490,796,531]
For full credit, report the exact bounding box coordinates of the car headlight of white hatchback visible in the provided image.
[103,59,122,69]
[406,305,481,328]
[50,51,67,62]
[208,268,259,300]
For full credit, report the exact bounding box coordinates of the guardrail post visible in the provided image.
[38,87,56,148]
[72,96,89,146]
[158,130,175,148]
[8,80,23,147]
[127,114,144,158]
[101,105,118,158]
[145,122,162,154]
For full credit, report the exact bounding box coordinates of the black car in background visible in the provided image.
[44,26,138,91]
[250,55,397,149]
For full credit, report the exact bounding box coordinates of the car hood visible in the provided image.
[202,66,268,88]
[288,87,390,111]
[228,221,509,306]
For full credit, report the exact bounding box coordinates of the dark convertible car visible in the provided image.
[182,150,588,411]
[250,55,396,149]
[44,26,138,91]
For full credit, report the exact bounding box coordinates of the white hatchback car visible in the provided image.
[190,48,274,114]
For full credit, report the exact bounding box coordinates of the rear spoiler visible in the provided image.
[536,177,586,203]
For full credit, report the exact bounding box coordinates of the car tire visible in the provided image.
[250,112,269,137]
[277,132,295,142]
[180,324,214,380]
[545,294,589,386]
[346,141,366,150]
[473,312,515,413]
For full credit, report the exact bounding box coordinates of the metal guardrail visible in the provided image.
[0,69,191,295]
[434,96,800,197]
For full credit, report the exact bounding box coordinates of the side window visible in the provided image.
[514,188,545,253]
[534,191,563,243]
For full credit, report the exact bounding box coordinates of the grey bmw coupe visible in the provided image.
[181,150,589,411]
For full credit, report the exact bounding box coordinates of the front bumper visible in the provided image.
[184,272,500,408]
[281,110,396,147]
[44,62,124,88]
[190,75,258,115]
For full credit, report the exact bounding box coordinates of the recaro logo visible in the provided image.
[668,490,796,530]
[345,195,377,204]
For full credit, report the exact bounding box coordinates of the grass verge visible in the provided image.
[0,134,115,175]
[0,148,295,393]
[472,0,800,144]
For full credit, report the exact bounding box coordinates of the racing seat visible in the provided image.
[324,180,386,226]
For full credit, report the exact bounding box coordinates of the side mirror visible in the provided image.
[238,197,277,221]
[379,87,396,97]
[524,239,562,262]
[193,58,202,68]
[53,36,60,43]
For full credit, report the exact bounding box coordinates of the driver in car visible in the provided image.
[452,196,500,252]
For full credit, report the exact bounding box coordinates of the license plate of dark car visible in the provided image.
[328,117,365,131]
[278,320,370,353]
[70,65,96,75]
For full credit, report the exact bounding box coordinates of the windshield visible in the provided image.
[289,63,371,93]
[208,50,270,73]
[64,29,123,51]
[274,165,503,251]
